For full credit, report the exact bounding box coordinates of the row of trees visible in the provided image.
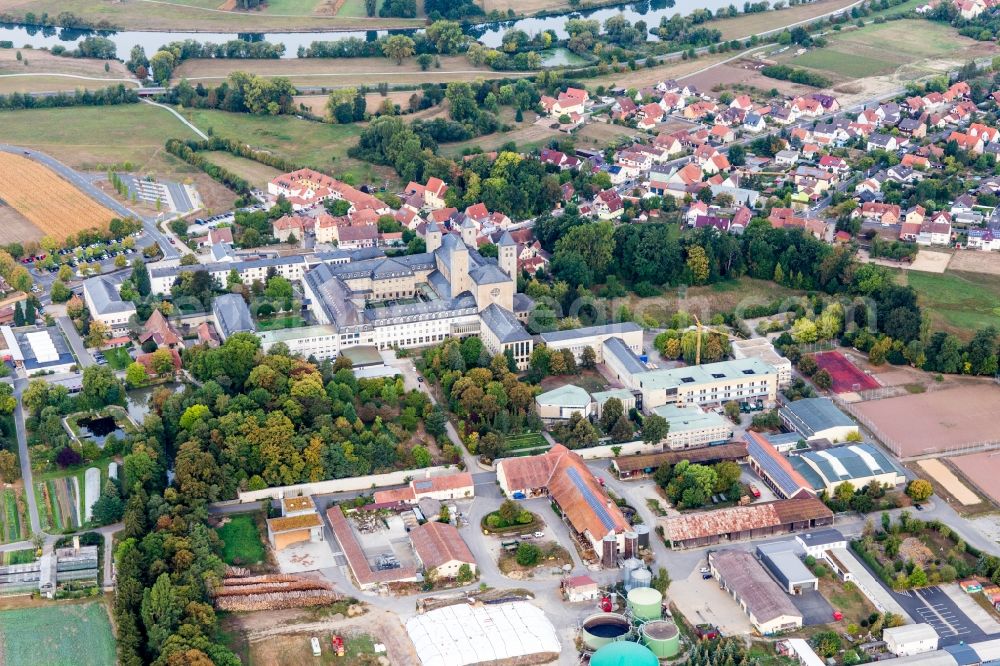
[0,84,138,111]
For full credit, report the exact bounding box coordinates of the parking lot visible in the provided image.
[898,586,975,641]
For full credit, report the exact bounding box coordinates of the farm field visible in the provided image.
[202,151,285,189]
[0,0,423,30]
[0,601,116,666]
[782,20,974,81]
[215,514,266,566]
[851,384,1000,459]
[177,109,386,184]
[903,270,1000,339]
[0,153,115,242]
[35,476,82,532]
[0,48,135,94]
[0,203,43,244]
[948,250,1000,276]
[713,0,860,40]
[170,55,507,88]
[440,118,559,158]
[0,488,28,544]
[0,548,35,565]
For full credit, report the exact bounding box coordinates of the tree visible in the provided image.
[834,481,855,503]
[906,479,933,502]
[50,280,71,303]
[457,562,473,582]
[0,450,17,483]
[686,245,710,285]
[812,631,842,658]
[85,320,109,348]
[382,35,416,64]
[641,414,669,445]
[515,541,541,566]
[610,414,634,443]
[813,369,833,390]
[498,499,523,525]
[908,566,928,587]
[599,397,624,433]
[142,572,182,653]
[580,346,596,369]
[91,479,124,525]
[125,362,148,388]
[724,401,741,423]
[150,348,176,375]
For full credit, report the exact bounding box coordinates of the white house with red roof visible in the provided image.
[593,189,624,220]
[541,87,589,117]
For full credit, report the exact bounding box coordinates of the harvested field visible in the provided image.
[0,204,42,244]
[908,250,952,273]
[0,153,116,242]
[947,451,1000,507]
[903,270,1000,340]
[203,151,285,190]
[576,122,641,149]
[714,0,861,40]
[916,458,979,506]
[851,384,1000,458]
[440,119,559,157]
[589,53,732,90]
[948,250,1000,276]
[813,350,880,393]
[684,59,813,97]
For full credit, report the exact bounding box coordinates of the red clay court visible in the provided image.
[812,351,880,393]
[947,451,1000,506]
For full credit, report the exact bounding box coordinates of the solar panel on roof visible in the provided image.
[748,438,804,497]
[566,467,617,531]
[414,480,433,490]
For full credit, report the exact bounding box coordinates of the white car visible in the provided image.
[699,567,710,574]
[533,531,544,539]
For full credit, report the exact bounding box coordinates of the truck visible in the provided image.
[311,637,321,656]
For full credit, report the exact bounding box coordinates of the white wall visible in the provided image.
[238,465,455,502]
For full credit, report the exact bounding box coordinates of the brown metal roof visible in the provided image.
[409,521,474,571]
[614,442,748,473]
[664,498,831,543]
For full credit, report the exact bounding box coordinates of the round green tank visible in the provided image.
[641,620,680,658]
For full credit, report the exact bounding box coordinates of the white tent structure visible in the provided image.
[406,601,560,666]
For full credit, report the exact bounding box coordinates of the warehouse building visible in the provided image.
[789,443,906,494]
[778,398,858,442]
[535,385,594,421]
[757,541,818,594]
[409,521,476,580]
[602,336,650,389]
[884,624,939,656]
[709,550,803,635]
[651,404,733,449]
[746,432,816,500]
[662,498,833,549]
[212,293,256,341]
[613,442,748,480]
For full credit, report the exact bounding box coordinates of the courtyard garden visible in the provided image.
[215,514,267,566]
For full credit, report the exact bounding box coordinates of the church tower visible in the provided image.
[498,230,517,278]
[460,217,477,248]
[425,220,442,254]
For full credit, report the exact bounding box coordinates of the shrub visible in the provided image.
[515,541,541,566]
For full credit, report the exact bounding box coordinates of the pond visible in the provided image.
[0,0,750,57]
[126,382,183,423]
[538,47,591,67]
[77,415,125,446]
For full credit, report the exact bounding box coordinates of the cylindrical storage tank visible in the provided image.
[579,613,633,651]
[591,640,659,666]
[641,620,681,659]
[623,531,638,559]
[627,586,663,621]
[630,567,652,590]
[635,523,650,550]
[621,557,642,589]
[602,534,617,568]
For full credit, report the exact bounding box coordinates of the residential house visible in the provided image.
[867,133,898,152]
[593,189,624,220]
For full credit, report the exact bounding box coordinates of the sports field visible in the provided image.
[0,153,115,242]
[947,451,1000,506]
[0,601,116,666]
[916,458,979,505]
[813,350,880,393]
[852,384,1000,458]
[785,20,972,80]
[904,270,1000,340]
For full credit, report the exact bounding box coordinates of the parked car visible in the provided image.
[533,532,544,539]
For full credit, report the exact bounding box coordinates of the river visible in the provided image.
[0,0,751,57]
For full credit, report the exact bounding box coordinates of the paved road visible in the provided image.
[56,316,95,369]
[0,145,180,260]
[12,378,40,535]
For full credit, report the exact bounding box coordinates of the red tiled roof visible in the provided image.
[327,506,418,586]
[409,521,475,571]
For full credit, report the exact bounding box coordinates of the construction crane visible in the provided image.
[691,314,731,365]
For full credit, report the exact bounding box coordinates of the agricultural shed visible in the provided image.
[884,623,939,656]
[778,398,858,442]
[613,442,748,479]
[709,550,803,635]
[789,443,905,494]
[745,432,816,500]
[406,601,560,666]
[662,498,833,549]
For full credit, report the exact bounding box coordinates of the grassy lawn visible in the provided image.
[255,315,306,331]
[903,270,1000,340]
[102,346,133,370]
[0,601,116,666]
[203,151,285,189]
[505,432,547,450]
[337,0,382,17]
[179,109,382,185]
[1,548,36,565]
[623,276,805,325]
[216,514,266,566]
[790,49,894,79]
[819,575,876,625]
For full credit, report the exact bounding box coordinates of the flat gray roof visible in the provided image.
[539,322,642,344]
[779,398,854,437]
